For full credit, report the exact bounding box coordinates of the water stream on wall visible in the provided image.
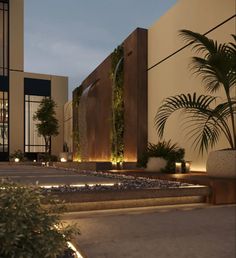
[78,85,92,161]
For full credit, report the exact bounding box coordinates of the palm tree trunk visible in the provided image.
[226,91,236,149]
[49,137,51,155]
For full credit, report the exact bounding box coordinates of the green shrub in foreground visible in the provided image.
[0,182,78,258]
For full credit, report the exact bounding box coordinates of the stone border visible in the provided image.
[46,185,210,212]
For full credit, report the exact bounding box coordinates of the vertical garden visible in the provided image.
[111,45,125,165]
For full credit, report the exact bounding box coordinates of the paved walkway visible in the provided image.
[65,205,236,258]
[0,165,118,186]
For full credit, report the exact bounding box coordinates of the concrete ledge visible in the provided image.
[78,162,112,171]
[61,196,206,212]
[53,162,139,171]
[46,185,210,211]
[53,186,210,203]
[117,171,236,205]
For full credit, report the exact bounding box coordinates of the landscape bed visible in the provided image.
[41,170,210,211]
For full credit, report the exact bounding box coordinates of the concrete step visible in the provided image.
[49,185,210,212]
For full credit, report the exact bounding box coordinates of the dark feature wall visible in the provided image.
[123,28,147,161]
[73,28,147,163]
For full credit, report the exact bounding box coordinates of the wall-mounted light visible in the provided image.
[14,158,20,163]
[185,161,191,172]
[175,162,182,173]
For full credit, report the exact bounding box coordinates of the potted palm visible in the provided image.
[155,30,236,178]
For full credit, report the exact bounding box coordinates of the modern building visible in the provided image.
[0,0,68,161]
[148,0,235,171]
[70,0,235,171]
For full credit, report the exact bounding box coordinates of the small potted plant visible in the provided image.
[138,140,185,173]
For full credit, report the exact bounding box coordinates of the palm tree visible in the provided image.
[155,30,236,154]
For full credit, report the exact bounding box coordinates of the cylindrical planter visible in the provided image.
[145,157,167,172]
[206,150,236,178]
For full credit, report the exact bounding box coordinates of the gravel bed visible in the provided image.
[42,168,191,193]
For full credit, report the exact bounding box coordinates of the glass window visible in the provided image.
[25,95,47,153]
[0,2,8,76]
[0,90,8,152]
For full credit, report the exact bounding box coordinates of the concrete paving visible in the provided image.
[0,165,118,186]
[64,205,236,258]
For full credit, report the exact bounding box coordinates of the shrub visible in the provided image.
[138,140,185,172]
[0,181,78,258]
[38,153,58,162]
[9,149,25,161]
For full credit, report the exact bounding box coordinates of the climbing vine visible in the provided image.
[111,45,124,164]
[72,86,83,161]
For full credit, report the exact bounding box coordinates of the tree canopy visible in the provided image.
[33,98,59,154]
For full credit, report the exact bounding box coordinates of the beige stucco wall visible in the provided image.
[148,0,236,171]
[51,75,68,156]
[64,101,73,152]
[9,71,24,154]
[9,0,24,71]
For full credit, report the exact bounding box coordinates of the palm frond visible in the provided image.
[180,30,236,95]
[155,93,234,153]
[179,30,218,57]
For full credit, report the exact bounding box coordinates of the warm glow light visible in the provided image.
[14,158,20,163]
[67,241,83,258]
[33,160,36,162]
[73,158,81,162]
[60,157,67,162]
[41,183,117,189]
[191,166,206,172]
[175,162,182,173]
[123,159,137,162]
[185,161,191,172]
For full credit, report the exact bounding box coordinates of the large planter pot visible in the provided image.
[145,157,167,172]
[206,150,236,178]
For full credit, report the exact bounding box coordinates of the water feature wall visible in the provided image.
[73,28,147,165]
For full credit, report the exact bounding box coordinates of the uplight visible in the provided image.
[14,158,20,163]
[60,157,67,162]
[175,162,182,173]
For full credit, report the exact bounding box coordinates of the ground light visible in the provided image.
[67,241,83,258]
[175,162,182,173]
[54,225,83,258]
[41,183,117,189]
[185,161,191,172]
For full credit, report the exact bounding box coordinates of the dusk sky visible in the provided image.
[24,0,177,98]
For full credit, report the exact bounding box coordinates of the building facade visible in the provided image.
[148,0,235,171]
[0,0,68,161]
[69,0,235,171]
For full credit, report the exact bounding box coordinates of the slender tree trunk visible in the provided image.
[49,137,51,155]
[225,90,236,149]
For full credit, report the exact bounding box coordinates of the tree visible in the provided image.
[155,30,236,154]
[33,98,59,155]
[0,181,78,258]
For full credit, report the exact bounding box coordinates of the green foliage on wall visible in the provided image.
[111,45,124,163]
[73,86,83,107]
[73,86,83,161]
